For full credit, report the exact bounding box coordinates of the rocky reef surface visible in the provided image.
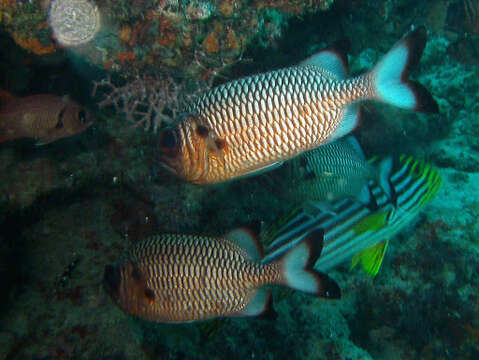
[1,0,479,359]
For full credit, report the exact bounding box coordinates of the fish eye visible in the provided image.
[78,110,87,124]
[196,124,209,138]
[160,129,177,150]
[144,288,155,301]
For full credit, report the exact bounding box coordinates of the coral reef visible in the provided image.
[1,0,479,359]
[0,0,335,77]
[92,73,193,132]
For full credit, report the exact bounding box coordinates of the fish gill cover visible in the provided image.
[0,1,478,360]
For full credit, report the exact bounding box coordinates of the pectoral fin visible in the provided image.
[237,161,284,180]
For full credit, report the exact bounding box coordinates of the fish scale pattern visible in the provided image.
[185,65,366,183]
[291,139,375,202]
[128,234,277,322]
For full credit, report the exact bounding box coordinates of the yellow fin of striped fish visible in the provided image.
[350,240,389,276]
[352,211,389,234]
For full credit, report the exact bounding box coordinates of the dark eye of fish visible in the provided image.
[56,108,65,129]
[78,110,87,124]
[196,125,209,138]
[144,288,155,301]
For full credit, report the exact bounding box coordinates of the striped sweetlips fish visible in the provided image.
[103,226,340,323]
[263,155,442,277]
[158,26,438,184]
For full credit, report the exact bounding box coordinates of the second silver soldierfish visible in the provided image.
[282,136,393,206]
[103,227,340,323]
[159,27,438,184]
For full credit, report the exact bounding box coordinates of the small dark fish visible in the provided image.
[103,227,340,323]
[0,92,93,145]
[158,27,438,184]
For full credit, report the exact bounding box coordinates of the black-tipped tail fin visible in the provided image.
[371,26,439,114]
[272,229,341,299]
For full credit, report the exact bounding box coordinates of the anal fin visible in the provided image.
[233,289,277,319]
[350,240,389,276]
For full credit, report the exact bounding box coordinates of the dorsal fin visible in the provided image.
[225,223,263,260]
[299,39,350,79]
[232,288,277,319]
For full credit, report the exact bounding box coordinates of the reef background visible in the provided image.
[1,0,479,359]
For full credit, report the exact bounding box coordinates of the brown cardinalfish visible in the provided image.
[103,227,340,323]
[158,26,438,184]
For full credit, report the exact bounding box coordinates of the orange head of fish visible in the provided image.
[157,114,216,183]
[103,261,156,319]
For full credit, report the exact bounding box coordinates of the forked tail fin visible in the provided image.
[371,26,438,113]
[377,156,393,200]
[268,229,341,299]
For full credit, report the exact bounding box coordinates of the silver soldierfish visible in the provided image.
[158,26,438,184]
[103,227,340,323]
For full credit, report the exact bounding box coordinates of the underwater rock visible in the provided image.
[110,198,158,242]
[447,36,479,65]
[447,0,479,35]
[1,0,334,79]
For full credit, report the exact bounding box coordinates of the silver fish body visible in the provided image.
[286,136,377,204]
[160,66,369,184]
[103,228,340,323]
[159,27,438,184]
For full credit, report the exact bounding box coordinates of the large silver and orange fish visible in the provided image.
[0,92,93,145]
[103,227,340,323]
[158,26,438,184]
